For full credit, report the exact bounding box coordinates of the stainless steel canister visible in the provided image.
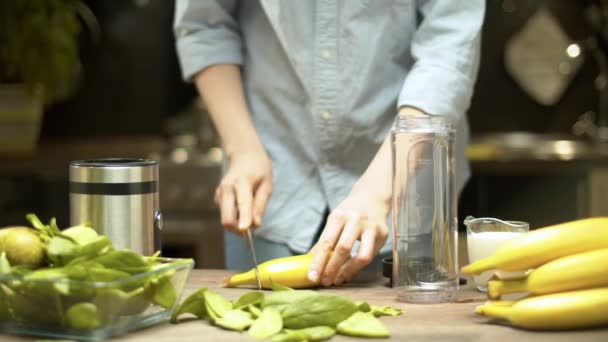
[69,158,162,255]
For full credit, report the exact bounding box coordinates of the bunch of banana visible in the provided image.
[461,217,608,330]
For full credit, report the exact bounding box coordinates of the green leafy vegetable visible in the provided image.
[204,290,233,320]
[281,295,358,329]
[25,213,49,234]
[152,274,177,308]
[336,312,389,338]
[286,326,336,341]
[248,303,262,318]
[355,300,371,312]
[86,267,131,283]
[248,306,283,339]
[66,302,100,330]
[214,309,253,332]
[1,213,194,334]
[77,236,113,259]
[46,236,78,266]
[370,305,404,317]
[48,217,63,236]
[171,287,402,341]
[171,288,209,323]
[0,252,11,275]
[60,225,99,245]
[263,290,319,309]
[234,291,264,309]
[271,281,294,292]
[91,250,150,274]
[120,285,153,315]
[0,283,11,320]
[9,287,63,326]
[271,330,309,342]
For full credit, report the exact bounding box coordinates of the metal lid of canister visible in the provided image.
[69,158,158,195]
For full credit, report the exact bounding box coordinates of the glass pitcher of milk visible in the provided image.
[464,216,529,292]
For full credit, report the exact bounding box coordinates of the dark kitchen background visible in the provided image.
[1,0,607,269]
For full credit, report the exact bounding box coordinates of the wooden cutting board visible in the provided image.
[2,270,607,341]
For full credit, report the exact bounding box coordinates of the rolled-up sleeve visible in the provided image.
[174,0,243,81]
[398,1,485,117]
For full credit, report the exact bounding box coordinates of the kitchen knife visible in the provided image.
[244,228,262,290]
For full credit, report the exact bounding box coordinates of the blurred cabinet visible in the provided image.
[589,168,608,216]
[158,157,224,269]
[459,163,607,229]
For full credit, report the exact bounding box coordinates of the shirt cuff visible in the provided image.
[175,31,244,82]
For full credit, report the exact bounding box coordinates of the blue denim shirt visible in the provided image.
[174,0,485,253]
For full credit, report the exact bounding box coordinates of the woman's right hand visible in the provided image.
[214,148,273,233]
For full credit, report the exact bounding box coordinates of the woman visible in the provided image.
[174,0,484,286]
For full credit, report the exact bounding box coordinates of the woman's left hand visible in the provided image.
[308,186,390,286]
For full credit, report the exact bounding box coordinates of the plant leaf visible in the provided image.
[370,305,404,317]
[281,295,358,329]
[214,309,253,332]
[91,250,150,274]
[61,225,99,245]
[271,281,294,292]
[94,288,128,324]
[248,306,283,339]
[66,302,100,330]
[25,213,47,232]
[248,304,262,318]
[171,288,208,323]
[78,236,114,260]
[0,252,11,275]
[336,312,389,338]
[46,235,78,266]
[286,326,336,341]
[48,217,62,236]
[152,274,177,309]
[120,285,153,315]
[86,267,130,282]
[263,290,319,308]
[234,291,264,309]
[354,301,371,312]
[204,290,233,321]
[270,331,309,342]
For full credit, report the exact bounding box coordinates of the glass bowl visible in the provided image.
[0,257,194,341]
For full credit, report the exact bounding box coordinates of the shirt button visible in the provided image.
[320,49,332,60]
[321,111,332,120]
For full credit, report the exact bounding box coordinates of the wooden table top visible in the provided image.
[2,269,608,341]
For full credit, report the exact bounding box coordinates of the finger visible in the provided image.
[307,211,346,283]
[234,178,254,231]
[336,226,377,285]
[252,179,272,226]
[219,184,238,230]
[322,213,361,286]
[214,187,221,207]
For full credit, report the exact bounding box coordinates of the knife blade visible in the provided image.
[244,228,262,290]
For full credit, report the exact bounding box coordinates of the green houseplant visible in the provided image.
[0,0,98,155]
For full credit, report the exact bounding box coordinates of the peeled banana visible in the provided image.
[461,217,608,275]
[476,287,608,330]
[223,254,319,289]
[487,248,608,299]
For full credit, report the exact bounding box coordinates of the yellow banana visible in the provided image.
[487,248,608,299]
[223,254,320,289]
[475,287,608,330]
[462,217,608,275]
